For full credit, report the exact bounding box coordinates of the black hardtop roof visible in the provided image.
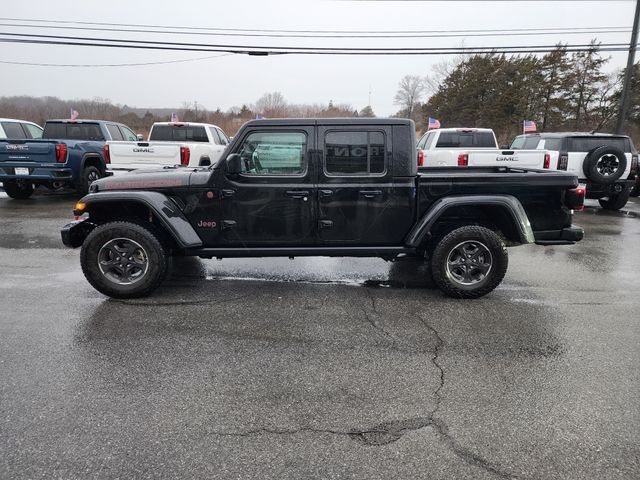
[243,117,414,127]
[516,131,630,139]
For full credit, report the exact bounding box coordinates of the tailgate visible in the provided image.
[0,140,58,164]
[467,149,547,168]
[107,141,183,170]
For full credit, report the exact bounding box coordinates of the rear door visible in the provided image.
[219,126,316,246]
[316,124,404,245]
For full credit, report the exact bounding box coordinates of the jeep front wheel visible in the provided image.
[3,180,35,199]
[431,226,508,299]
[80,221,169,298]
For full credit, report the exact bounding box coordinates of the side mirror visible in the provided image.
[225,153,242,175]
[137,134,145,141]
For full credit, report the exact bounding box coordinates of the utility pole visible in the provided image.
[194,101,199,122]
[616,0,640,134]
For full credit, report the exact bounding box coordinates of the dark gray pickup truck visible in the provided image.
[62,118,584,299]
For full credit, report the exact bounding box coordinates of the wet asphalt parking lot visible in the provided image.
[0,189,638,480]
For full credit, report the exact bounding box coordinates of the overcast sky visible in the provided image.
[1,0,637,116]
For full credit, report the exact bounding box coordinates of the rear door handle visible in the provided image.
[319,189,333,198]
[319,220,333,229]
[359,189,383,199]
[285,190,310,200]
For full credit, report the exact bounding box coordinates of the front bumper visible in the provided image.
[61,219,96,248]
[534,226,584,245]
[0,164,73,183]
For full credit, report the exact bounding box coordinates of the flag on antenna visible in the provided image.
[523,120,537,133]
[427,117,441,130]
[170,112,179,122]
[70,109,79,120]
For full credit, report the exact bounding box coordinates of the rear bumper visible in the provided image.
[583,179,633,199]
[534,226,584,245]
[0,165,73,183]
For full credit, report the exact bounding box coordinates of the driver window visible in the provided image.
[237,131,307,176]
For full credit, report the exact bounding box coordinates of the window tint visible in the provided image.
[216,128,229,145]
[539,138,562,151]
[150,125,209,142]
[1,122,27,139]
[42,122,104,141]
[325,131,385,175]
[425,132,436,149]
[436,131,495,148]
[568,137,627,152]
[119,126,138,141]
[24,123,43,139]
[208,127,222,145]
[237,131,306,175]
[106,124,124,141]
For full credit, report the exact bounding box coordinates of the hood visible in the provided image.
[90,167,211,192]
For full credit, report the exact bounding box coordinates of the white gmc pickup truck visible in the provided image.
[105,122,230,174]
[416,128,550,169]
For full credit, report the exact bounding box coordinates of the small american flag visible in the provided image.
[170,112,179,122]
[523,120,537,133]
[427,117,441,130]
[70,109,79,120]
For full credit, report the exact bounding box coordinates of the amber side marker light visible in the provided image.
[73,202,87,219]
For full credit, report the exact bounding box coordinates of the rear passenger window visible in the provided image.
[119,126,138,141]
[209,127,222,145]
[24,124,43,139]
[325,131,385,176]
[237,131,306,175]
[568,137,626,152]
[106,124,124,141]
[425,132,436,149]
[1,122,27,139]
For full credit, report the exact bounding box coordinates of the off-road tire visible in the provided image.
[77,165,102,195]
[431,225,508,299]
[80,221,169,298]
[598,186,631,211]
[583,145,627,184]
[3,180,35,199]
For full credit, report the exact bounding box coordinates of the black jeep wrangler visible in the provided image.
[62,119,584,299]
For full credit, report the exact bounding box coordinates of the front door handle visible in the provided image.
[222,220,236,230]
[359,189,383,199]
[319,189,333,198]
[285,190,310,200]
[221,189,235,198]
[319,220,333,229]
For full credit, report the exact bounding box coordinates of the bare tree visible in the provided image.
[254,92,287,117]
[394,75,426,119]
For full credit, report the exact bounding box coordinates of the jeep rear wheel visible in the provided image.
[3,180,35,199]
[80,221,169,298]
[431,226,508,299]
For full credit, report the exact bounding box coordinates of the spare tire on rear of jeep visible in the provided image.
[583,145,627,184]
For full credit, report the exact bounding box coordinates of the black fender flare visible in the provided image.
[76,191,203,248]
[404,194,535,247]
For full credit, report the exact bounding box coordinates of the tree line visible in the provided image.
[0,93,374,137]
[394,41,640,144]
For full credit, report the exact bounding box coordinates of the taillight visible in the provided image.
[103,144,110,164]
[457,153,468,166]
[566,183,586,211]
[55,143,67,163]
[417,150,425,166]
[631,154,638,174]
[180,146,190,166]
[543,152,550,169]
[557,153,568,170]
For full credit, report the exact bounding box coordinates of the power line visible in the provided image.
[0,21,630,39]
[0,53,232,68]
[0,36,631,56]
[0,31,628,53]
[0,16,630,35]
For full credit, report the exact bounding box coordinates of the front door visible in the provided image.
[316,125,409,245]
[219,127,316,246]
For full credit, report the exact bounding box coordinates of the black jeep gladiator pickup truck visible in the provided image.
[61,118,584,299]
